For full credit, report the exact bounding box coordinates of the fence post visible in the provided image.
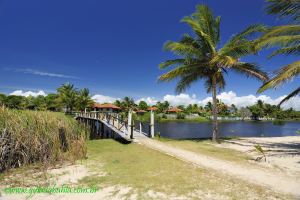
[150,110,154,138]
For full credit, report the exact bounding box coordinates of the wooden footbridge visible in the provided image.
[75,110,155,142]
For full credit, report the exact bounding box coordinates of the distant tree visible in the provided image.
[155,101,170,113]
[121,97,136,111]
[76,88,94,111]
[230,104,238,114]
[0,94,6,106]
[33,95,47,110]
[177,105,185,111]
[5,95,24,109]
[205,102,213,112]
[248,101,265,120]
[239,107,252,120]
[114,100,122,108]
[57,83,78,113]
[45,94,60,111]
[138,101,148,110]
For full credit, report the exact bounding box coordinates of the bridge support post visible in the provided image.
[150,110,155,138]
[128,110,133,139]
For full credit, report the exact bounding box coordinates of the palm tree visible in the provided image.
[266,0,300,22]
[159,5,268,142]
[257,1,300,106]
[57,83,78,113]
[77,88,94,111]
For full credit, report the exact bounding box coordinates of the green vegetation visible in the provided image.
[0,83,93,113]
[77,140,286,199]
[0,107,86,172]
[158,5,268,141]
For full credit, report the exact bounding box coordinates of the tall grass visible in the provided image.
[0,107,86,172]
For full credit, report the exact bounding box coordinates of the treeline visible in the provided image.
[1,83,299,120]
[0,83,94,112]
[132,99,300,120]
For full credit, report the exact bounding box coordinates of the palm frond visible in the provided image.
[231,63,269,81]
[258,60,300,93]
[266,0,300,22]
[279,87,300,106]
[175,73,201,93]
[163,40,202,58]
[268,44,300,58]
[158,64,200,82]
[210,55,238,67]
[259,25,300,38]
[181,16,215,53]
[220,24,266,57]
[256,35,300,50]
[159,59,186,69]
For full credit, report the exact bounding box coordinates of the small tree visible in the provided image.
[239,107,252,120]
[138,101,149,110]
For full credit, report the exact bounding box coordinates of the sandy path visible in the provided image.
[135,137,300,197]
[217,136,300,173]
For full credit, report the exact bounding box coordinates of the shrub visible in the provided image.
[0,107,86,172]
[176,112,185,119]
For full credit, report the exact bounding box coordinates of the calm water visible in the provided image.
[155,121,300,139]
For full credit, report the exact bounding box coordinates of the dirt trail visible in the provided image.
[135,137,300,197]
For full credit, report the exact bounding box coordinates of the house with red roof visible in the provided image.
[92,103,121,113]
[166,107,183,114]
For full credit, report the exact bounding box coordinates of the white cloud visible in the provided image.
[163,93,199,106]
[8,68,78,79]
[197,91,300,110]
[135,97,158,105]
[10,90,47,97]
[92,94,119,104]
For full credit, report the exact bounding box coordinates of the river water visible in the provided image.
[155,121,300,139]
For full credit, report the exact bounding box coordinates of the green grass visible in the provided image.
[76,139,290,199]
[0,139,292,199]
[155,137,252,164]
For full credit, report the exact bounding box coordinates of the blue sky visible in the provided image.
[0,0,299,104]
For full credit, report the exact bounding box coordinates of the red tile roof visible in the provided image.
[167,107,183,113]
[136,109,147,113]
[93,103,121,110]
[147,107,158,111]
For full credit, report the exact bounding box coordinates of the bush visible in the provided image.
[176,112,185,119]
[0,107,86,172]
[162,114,167,119]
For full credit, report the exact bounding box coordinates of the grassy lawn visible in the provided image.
[0,139,293,199]
[77,139,290,199]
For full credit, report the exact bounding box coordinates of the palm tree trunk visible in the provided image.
[212,76,219,142]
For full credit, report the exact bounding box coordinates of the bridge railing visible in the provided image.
[75,110,154,138]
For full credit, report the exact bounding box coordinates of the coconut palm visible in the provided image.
[159,5,268,141]
[257,1,300,106]
[57,83,78,113]
[77,88,94,111]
